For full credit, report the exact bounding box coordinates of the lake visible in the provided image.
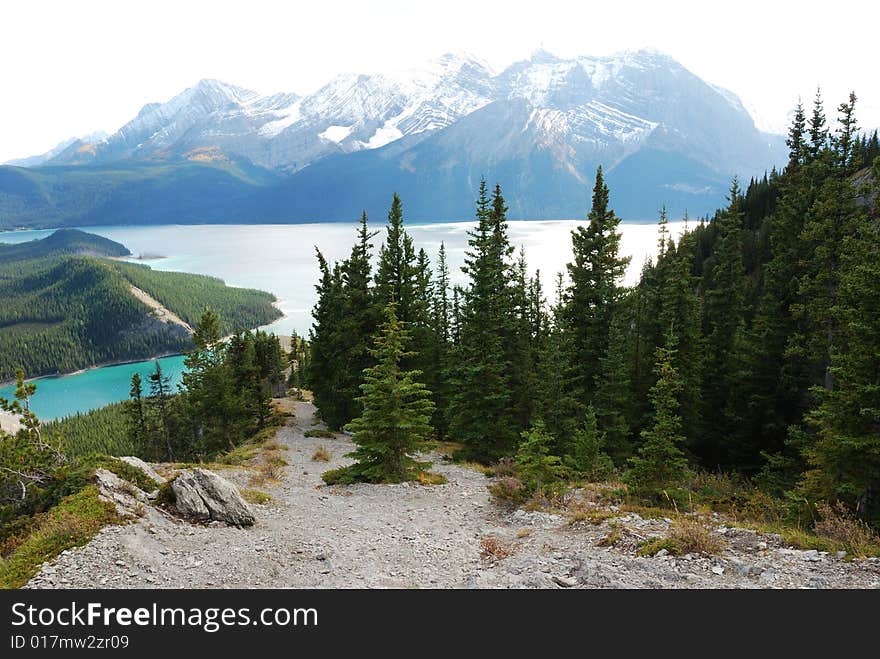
[0,219,685,419]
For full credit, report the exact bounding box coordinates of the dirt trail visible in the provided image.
[26,401,880,589]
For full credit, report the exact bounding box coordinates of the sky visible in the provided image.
[2,0,878,163]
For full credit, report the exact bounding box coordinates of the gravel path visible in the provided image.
[26,401,880,589]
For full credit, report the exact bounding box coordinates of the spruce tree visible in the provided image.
[431,242,452,438]
[148,360,173,461]
[127,373,147,454]
[565,166,630,407]
[307,250,347,428]
[329,303,435,484]
[803,209,880,521]
[447,180,518,461]
[698,179,747,466]
[625,335,689,500]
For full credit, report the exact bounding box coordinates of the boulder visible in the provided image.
[171,468,255,527]
[118,456,166,485]
[94,468,149,516]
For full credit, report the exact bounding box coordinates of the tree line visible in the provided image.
[125,311,287,462]
[307,90,880,524]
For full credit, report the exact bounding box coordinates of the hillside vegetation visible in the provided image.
[0,230,281,380]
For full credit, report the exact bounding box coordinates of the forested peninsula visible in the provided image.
[0,229,282,380]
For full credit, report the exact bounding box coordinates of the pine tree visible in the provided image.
[566,404,612,477]
[565,166,630,407]
[328,303,435,484]
[801,158,880,521]
[336,213,380,423]
[126,372,147,453]
[375,193,416,322]
[787,100,808,168]
[808,87,828,161]
[698,179,746,466]
[832,93,858,174]
[514,420,565,497]
[657,223,703,448]
[0,372,62,510]
[593,293,635,463]
[148,360,173,461]
[182,309,234,454]
[447,180,518,461]
[307,249,348,428]
[431,242,452,438]
[625,335,689,500]
[534,272,581,455]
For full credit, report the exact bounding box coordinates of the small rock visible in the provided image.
[711,566,724,575]
[836,551,847,559]
[654,549,669,558]
[552,575,578,588]
[115,560,126,567]
[757,541,768,551]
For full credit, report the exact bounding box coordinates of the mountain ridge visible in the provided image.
[2,49,787,224]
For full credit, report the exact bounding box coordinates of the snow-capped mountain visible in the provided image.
[39,48,782,177]
[3,49,786,223]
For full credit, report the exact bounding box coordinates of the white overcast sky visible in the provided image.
[2,0,878,163]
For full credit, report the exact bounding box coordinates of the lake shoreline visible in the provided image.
[0,351,186,389]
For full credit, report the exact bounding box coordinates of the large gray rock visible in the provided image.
[171,468,255,527]
[94,468,149,516]
[118,456,166,485]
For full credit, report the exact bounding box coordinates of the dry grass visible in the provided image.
[249,459,285,486]
[814,501,880,558]
[240,489,273,505]
[479,535,512,561]
[487,476,526,508]
[304,428,335,439]
[311,446,331,462]
[416,440,465,457]
[637,516,725,557]
[416,471,448,486]
[516,528,533,539]
[459,461,493,475]
[598,524,624,548]
[566,506,619,527]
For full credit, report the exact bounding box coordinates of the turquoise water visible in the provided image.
[0,356,186,421]
[0,221,684,419]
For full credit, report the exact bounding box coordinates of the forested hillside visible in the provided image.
[0,230,282,380]
[307,90,880,526]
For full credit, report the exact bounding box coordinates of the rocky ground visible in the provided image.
[26,401,880,589]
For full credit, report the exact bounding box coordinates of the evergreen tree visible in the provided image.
[565,166,630,407]
[565,404,612,477]
[808,87,828,161]
[375,193,416,323]
[148,360,173,461]
[514,420,565,497]
[336,213,380,422]
[307,250,347,428]
[534,273,581,455]
[625,335,689,499]
[832,92,858,173]
[329,303,435,484]
[447,180,519,461]
[803,208,880,522]
[126,373,147,453]
[698,179,746,466]
[431,242,452,438]
[786,100,808,168]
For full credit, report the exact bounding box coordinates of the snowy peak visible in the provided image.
[29,48,778,179]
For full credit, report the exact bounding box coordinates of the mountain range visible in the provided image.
[0,49,786,228]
